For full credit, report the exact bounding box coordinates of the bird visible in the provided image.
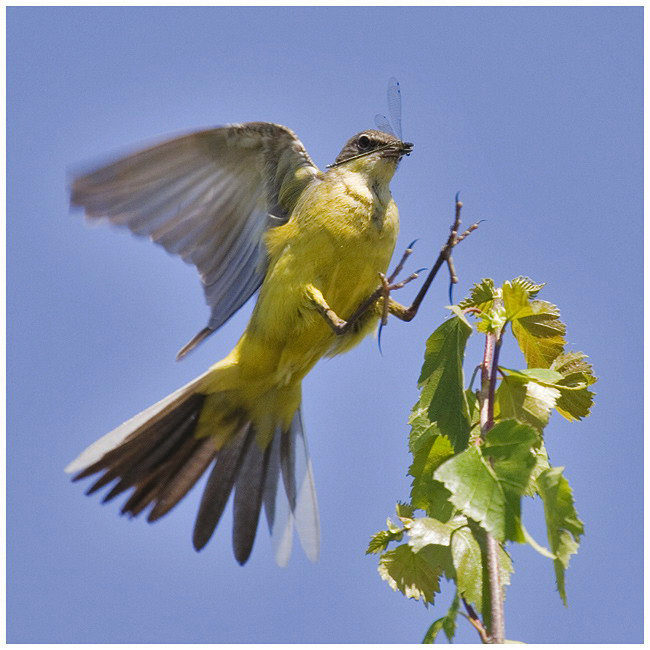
[65,119,419,566]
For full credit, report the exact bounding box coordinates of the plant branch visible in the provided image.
[390,196,480,322]
[479,309,505,644]
[462,598,490,644]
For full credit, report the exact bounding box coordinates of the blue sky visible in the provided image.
[7,6,642,644]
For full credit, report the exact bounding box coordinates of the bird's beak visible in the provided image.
[401,142,414,156]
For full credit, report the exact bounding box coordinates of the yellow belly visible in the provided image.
[201,171,399,437]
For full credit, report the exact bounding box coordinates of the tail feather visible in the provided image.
[192,423,252,551]
[148,437,216,521]
[262,430,282,532]
[280,428,297,510]
[79,394,207,503]
[67,376,321,565]
[121,463,173,517]
[102,411,202,504]
[283,410,320,564]
[265,409,321,567]
[232,432,272,565]
[75,426,159,485]
[65,371,211,476]
[136,434,212,520]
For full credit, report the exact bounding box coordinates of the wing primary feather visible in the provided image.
[84,164,215,228]
[71,130,231,200]
[147,171,231,241]
[157,172,249,257]
[120,168,221,235]
[176,327,216,361]
[70,123,320,351]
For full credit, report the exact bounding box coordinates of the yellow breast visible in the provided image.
[227,166,400,391]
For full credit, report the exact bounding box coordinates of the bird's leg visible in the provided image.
[377,269,423,326]
[307,284,382,336]
[307,264,424,337]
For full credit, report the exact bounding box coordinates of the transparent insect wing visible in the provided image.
[374,113,395,137]
[386,77,403,141]
[374,78,403,140]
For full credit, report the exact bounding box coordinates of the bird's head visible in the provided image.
[328,130,413,181]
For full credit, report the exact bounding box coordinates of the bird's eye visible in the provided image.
[357,135,372,150]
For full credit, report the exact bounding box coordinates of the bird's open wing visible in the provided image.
[70,122,320,354]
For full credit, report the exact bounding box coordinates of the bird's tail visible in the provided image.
[65,368,320,566]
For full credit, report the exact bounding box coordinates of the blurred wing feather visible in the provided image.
[70,123,320,334]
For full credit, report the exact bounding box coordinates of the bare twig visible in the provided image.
[446,255,458,285]
[391,196,479,321]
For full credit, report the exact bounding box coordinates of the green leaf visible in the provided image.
[408,408,456,519]
[502,280,531,321]
[435,447,503,538]
[422,618,446,644]
[500,367,564,385]
[550,351,597,384]
[510,276,545,299]
[367,528,404,554]
[510,300,566,368]
[396,502,415,520]
[466,387,480,421]
[499,361,597,423]
[442,591,461,641]
[386,517,402,533]
[408,517,454,551]
[524,443,551,497]
[422,591,460,643]
[408,404,440,453]
[502,277,546,322]
[536,467,584,605]
[434,421,539,542]
[418,314,473,451]
[483,421,540,541]
[551,352,597,421]
[477,304,507,334]
[377,544,445,604]
[458,278,498,311]
[407,514,467,552]
[409,420,455,479]
[495,374,561,432]
[555,386,596,422]
[450,524,484,606]
[450,523,512,618]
